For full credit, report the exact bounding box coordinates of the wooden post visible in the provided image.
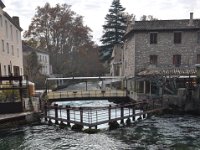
[80,107,83,123]
[108,105,111,122]
[44,103,48,121]
[19,76,23,102]
[153,99,155,109]
[86,81,88,91]
[132,105,135,121]
[120,105,124,124]
[54,104,58,124]
[142,102,146,119]
[66,105,70,126]
[143,81,146,94]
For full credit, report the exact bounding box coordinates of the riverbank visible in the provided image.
[0,112,41,129]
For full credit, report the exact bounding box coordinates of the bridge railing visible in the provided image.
[44,99,165,128]
[47,89,127,100]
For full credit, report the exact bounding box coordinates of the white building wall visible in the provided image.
[37,52,51,76]
[0,6,23,76]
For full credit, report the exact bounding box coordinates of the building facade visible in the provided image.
[123,13,200,98]
[110,44,123,76]
[36,50,51,76]
[23,43,52,76]
[0,1,23,76]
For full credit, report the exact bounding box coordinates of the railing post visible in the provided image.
[66,105,70,126]
[132,105,135,121]
[143,100,146,119]
[108,105,111,122]
[44,103,48,121]
[120,105,124,124]
[153,99,155,109]
[80,107,83,123]
[54,104,59,124]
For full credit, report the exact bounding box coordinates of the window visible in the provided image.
[11,45,14,56]
[174,32,182,44]
[5,20,8,38]
[2,40,4,52]
[16,30,19,43]
[8,65,12,76]
[150,33,157,44]
[17,48,19,57]
[197,32,200,43]
[0,63,2,77]
[197,54,200,64]
[10,25,13,41]
[6,43,9,54]
[150,55,158,65]
[4,65,6,76]
[13,66,20,76]
[173,55,181,67]
[0,15,2,27]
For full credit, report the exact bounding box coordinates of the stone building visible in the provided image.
[123,13,200,100]
[110,43,123,76]
[0,1,23,76]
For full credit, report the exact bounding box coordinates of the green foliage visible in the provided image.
[0,85,20,102]
[24,51,42,81]
[140,15,158,21]
[100,0,127,62]
[24,3,102,76]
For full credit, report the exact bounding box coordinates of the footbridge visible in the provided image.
[45,76,128,102]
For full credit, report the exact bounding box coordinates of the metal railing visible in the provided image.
[44,99,165,128]
[47,89,127,100]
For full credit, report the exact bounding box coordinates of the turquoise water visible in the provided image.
[0,115,200,150]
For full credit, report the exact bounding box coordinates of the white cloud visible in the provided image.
[2,0,200,44]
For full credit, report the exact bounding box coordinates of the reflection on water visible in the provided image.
[1,115,200,150]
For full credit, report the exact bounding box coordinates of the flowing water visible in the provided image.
[1,115,200,150]
[1,83,200,150]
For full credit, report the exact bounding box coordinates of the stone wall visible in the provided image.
[135,31,200,73]
[123,35,136,77]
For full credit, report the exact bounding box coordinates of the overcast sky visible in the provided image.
[2,0,200,44]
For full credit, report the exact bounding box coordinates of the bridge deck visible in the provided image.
[47,90,127,101]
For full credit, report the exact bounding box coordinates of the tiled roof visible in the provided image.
[124,19,200,39]
[0,0,5,9]
[133,19,200,31]
[137,67,197,76]
[3,11,23,31]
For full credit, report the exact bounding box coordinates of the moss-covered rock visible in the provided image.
[126,118,131,126]
[71,124,83,131]
[109,121,119,130]
[83,128,100,134]
[59,121,67,129]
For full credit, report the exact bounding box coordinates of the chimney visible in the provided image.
[12,16,20,26]
[189,12,194,26]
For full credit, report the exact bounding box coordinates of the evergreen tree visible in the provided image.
[100,0,127,62]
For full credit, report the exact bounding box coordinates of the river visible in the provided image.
[1,114,200,150]
[1,82,200,150]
